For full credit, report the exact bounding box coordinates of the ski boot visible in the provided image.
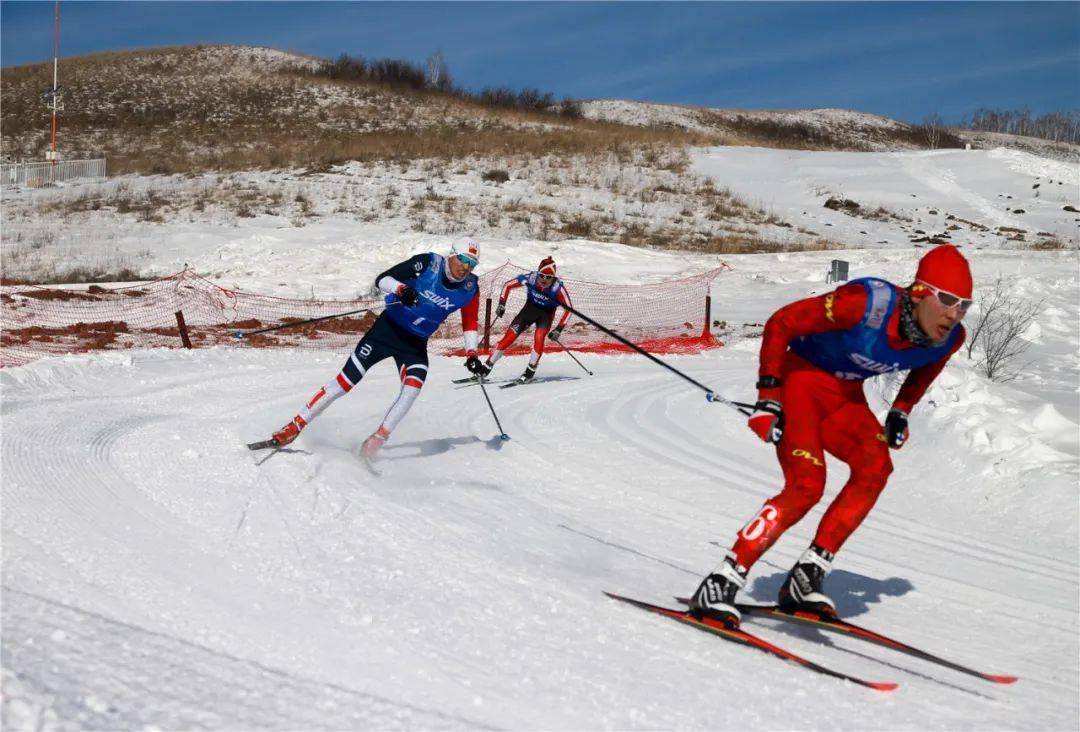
[272,417,304,447]
[778,544,837,617]
[516,365,537,384]
[687,551,747,627]
[360,425,391,460]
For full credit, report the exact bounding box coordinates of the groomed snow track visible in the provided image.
[2,347,1077,729]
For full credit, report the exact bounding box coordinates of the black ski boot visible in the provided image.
[516,365,537,384]
[687,551,747,627]
[778,544,837,617]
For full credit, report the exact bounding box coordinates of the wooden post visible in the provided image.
[174,310,192,349]
[702,294,712,339]
[483,298,492,353]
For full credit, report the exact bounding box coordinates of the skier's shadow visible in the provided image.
[381,435,487,459]
[500,375,580,387]
[747,569,914,618]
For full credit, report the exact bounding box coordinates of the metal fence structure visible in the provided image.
[1,158,107,188]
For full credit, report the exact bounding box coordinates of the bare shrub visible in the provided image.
[560,215,593,238]
[965,277,1042,381]
[481,169,510,183]
[920,113,945,150]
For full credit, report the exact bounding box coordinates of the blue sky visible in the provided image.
[2,1,1077,123]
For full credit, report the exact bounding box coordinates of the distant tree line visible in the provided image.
[310,52,583,119]
[955,108,1080,145]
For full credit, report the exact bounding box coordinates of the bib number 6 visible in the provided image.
[740,504,778,542]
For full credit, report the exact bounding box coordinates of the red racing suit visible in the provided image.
[731,280,965,569]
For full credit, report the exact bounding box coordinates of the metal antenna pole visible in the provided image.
[49,1,61,164]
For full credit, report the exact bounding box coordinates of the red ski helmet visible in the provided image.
[538,257,557,276]
[913,244,972,299]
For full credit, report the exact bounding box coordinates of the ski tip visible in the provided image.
[867,681,900,692]
[985,674,1019,685]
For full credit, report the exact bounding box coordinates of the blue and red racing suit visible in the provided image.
[284,252,480,441]
[732,277,965,569]
[493,272,573,365]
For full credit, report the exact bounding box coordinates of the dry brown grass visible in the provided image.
[2,45,717,174]
[103,124,715,175]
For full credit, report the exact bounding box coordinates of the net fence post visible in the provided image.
[174,310,193,349]
[483,297,492,353]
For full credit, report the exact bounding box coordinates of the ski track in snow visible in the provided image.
[2,587,485,731]
[2,345,1077,730]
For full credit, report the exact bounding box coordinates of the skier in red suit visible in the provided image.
[689,244,974,626]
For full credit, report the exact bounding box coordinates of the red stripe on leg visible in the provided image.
[306,387,327,409]
[336,373,353,392]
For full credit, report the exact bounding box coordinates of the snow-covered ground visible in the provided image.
[692,146,1078,249]
[2,331,1077,729]
[3,146,1075,299]
[2,145,1078,729]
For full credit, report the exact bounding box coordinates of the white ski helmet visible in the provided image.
[450,236,480,266]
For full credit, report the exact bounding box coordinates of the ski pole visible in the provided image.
[477,375,510,441]
[233,306,378,338]
[560,345,594,376]
[563,303,753,416]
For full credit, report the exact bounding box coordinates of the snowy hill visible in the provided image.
[582,100,937,151]
[2,45,698,174]
[582,99,1080,162]
[3,142,1075,290]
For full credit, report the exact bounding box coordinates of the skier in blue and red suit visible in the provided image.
[264,237,489,459]
[689,244,974,626]
[471,257,573,384]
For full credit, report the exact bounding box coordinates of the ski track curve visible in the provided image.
[2,349,1077,729]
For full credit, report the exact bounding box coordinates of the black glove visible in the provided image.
[397,284,418,307]
[495,301,506,318]
[748,400,784,444]
[884,408,909,449]
[465,356,491,376]
[548,326,563,342]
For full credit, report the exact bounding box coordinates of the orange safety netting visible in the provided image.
[1,265,728,368]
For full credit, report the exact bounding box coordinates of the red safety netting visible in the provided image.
[1,265,728,368]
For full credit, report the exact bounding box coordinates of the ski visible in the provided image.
[738,602,1017,684]
[247,439,278,451]
[499,378,532,389]
[674,597,1017,684]
[453,377,513,388]
[605,592,897,691]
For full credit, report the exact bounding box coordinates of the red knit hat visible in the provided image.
[538,257,557,276]
[914,244,972,298]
